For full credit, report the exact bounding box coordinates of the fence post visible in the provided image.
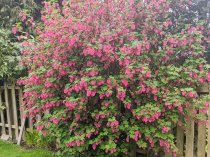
[4,83,12,139]
[176,124,184,157]
[197,112,206,157]
[11,85,19,141]
[208,105,210,157]
[0,91,6,135]
[129,141,136,157]
[18,88,25,140]
[185,115,194,157]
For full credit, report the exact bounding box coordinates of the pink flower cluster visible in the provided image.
[65,101,77,110]
[162,126,170,133]
[66,140,84,147]
[50,117,60,124]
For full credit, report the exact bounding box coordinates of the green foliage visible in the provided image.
[0,29,23,80]
[0,0,38,81]
[191,0,210,62]
[0,0,36,28]
[25,129,56,149]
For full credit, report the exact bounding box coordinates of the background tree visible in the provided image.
[0,0,49,82]
[0,0,36,28]
[189,0,210,62]
[0,0,38,82]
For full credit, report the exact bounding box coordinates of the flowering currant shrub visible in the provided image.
[19,0,210,156]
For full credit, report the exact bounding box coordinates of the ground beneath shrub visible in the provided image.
[0,140,53,157]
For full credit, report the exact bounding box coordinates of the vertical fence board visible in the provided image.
[11,85,19,140]
[4,83,12,138]
[18,88,24,123]
[0,92,6,135]
[185,118,194,157]
[176,125,184,157]
[18,88,25,140]
[130,143,136,157]
[164,152,172,157]
[197,113,206,157]
[29,116,33,129]
[207,104,210,157]
[17,117,26,145]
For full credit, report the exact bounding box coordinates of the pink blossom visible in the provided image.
[95,122,101,128]
[145,43,150,50]
[199,78,204,83]
[207,73,210,82]
[152,88,157,94]
[117,91,126,101]
[121,80,128,87]
[92,143,97,150]
[162,126,170,133]
[75,114,81,121]
[145,72,151,78]
[125,103,131,109]
[134,131,139,141]
[126,137,129,142]
[65,101,77,110]
[50,117,60,124]
[182,91,186,96]
[12,26,18,34]
[36,124,44,131]
[178,106,183,114]
[148,137,154,147]
[105,92,112,97]
[89,70,98,76]
[86,133,92,138]
[110,148,116,154]
[188,92,194,98]
[42,130,46,137]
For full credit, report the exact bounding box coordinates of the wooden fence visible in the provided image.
[0,83,33,142]
[0,83,210,157]
[173,83,210,157]
[138,83,210,157]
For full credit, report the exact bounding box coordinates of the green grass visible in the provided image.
[0,140,53,157]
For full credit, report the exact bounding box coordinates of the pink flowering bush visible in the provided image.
[19,0,210,156]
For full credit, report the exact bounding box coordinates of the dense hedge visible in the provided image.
[19,0,210,156]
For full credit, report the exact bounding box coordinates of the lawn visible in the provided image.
[0,140,53,157]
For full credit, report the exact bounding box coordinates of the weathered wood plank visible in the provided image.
[18,88,25,140]
[0,86,20,90]
[0,92,6,135]
[37,114,41,121]
[0,123,24,129]
[207,105,210,157]
[185,118,194,157]
[18,88,24,122]
[4,83,12,138]
[29,116,33,129]
[197,113,206,157]
[176,125,184,157]
[1,134,9,141]
[17,117,26,145]
[11,85,19,141]
[197,82,209,93]
[130,142,136,157]
[164,152,172,157]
